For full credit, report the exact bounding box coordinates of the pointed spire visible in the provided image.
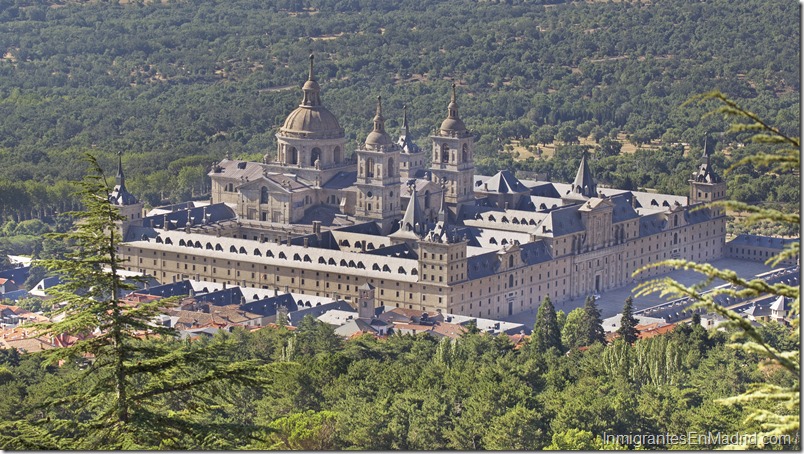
[448,82,458,118]
[372,95,385,133]
[400,182,426,236]
[116,151,125,186]
[437,177,448,225]
[572,151,597,198]
[402,104,409,133]
[695,131,722,183]
[301,53,321,106]
[439,82,467,133]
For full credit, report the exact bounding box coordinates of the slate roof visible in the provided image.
[479,169,529,194]
[728,234,799,250]
[321,171,357,190]
[538,205,585,237]
[0,266,30,286]
[208,159,266,182]
[139,203,236,232]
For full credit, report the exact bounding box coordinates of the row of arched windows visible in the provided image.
[153,235,418,276]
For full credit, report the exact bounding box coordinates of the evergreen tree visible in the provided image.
[532,296,563,352]
[0,155,273,450]
[617,297,639,345]
[582,295,606,345]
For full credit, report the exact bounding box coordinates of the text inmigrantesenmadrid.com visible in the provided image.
[601,431,796,447]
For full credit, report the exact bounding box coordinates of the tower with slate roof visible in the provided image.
[689,132,727,216]
[108,152,143,238]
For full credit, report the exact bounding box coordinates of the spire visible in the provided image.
[402,104,409,134]
[437,177,448,224]
[439,82,467,133]
[109,151,138,206]
[448,82,458,119]
[365,94,393,148]
[572,151,597,198]
[695,132,722,183]
[116,151,125,186]
[400,182,426,236]
[372,95,385,133]
[301,53,321,107]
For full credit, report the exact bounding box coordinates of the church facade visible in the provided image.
[117,57,726,318]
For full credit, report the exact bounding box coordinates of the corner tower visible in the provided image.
[429,84,475,214]
[355,96,403,234]
[689,133,727,215]
[108,152,143,237]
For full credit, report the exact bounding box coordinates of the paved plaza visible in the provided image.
[500,258,780,329]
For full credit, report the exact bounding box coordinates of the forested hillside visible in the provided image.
[0,0,798,228]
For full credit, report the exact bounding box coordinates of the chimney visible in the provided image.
[274,287,279,297]
[203,206,208,224]
[504,202,509,210]
[484,183,488,191]
[163,214,169,230]
[303,238,309,248]
[313,221,321,235]
[259,233,265,243]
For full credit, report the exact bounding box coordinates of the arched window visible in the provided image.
[462,143,469,163]
[230,245,237,253]
[288,147,298,165]
[411,268,418,275]
[387,157,394,176]
[512,218,520,224]
[365,158,375,177]
[424,191,430,209]
[156,236,164,243]
[673,232,678,245]
[260,187,269,204]
[488,215,496,222]
[333,146,341,163]
[502,216,509,223]
[310,147,321,166]
[254,249,262,256]
[489,237,497,245]
[508,275,514,288]
[508,255,514,268]
[441,143,450,163]
[529,219,537,226]
[673,215,678,227]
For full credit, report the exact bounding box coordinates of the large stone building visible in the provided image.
[118,57,727,319]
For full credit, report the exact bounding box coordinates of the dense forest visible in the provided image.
[0,315,799,450]
[0,0,799,250]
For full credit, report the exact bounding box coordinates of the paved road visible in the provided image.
[500,258,780,330]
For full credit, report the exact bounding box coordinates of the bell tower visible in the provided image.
[108,151,143,239]
[355,96,402,234]
[429,83,475,214]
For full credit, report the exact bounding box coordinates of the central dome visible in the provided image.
[281,105,343,139]
[279,54,344,140]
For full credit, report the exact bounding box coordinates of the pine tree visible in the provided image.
[582,295,606,345]
[0,155,274,450]
[532,296,563,352]
[617,296,639,345]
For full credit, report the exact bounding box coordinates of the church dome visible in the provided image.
[439,84,467,133]
[281,105,343,138]
[364,95,394,149]
[278,54,344,140]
